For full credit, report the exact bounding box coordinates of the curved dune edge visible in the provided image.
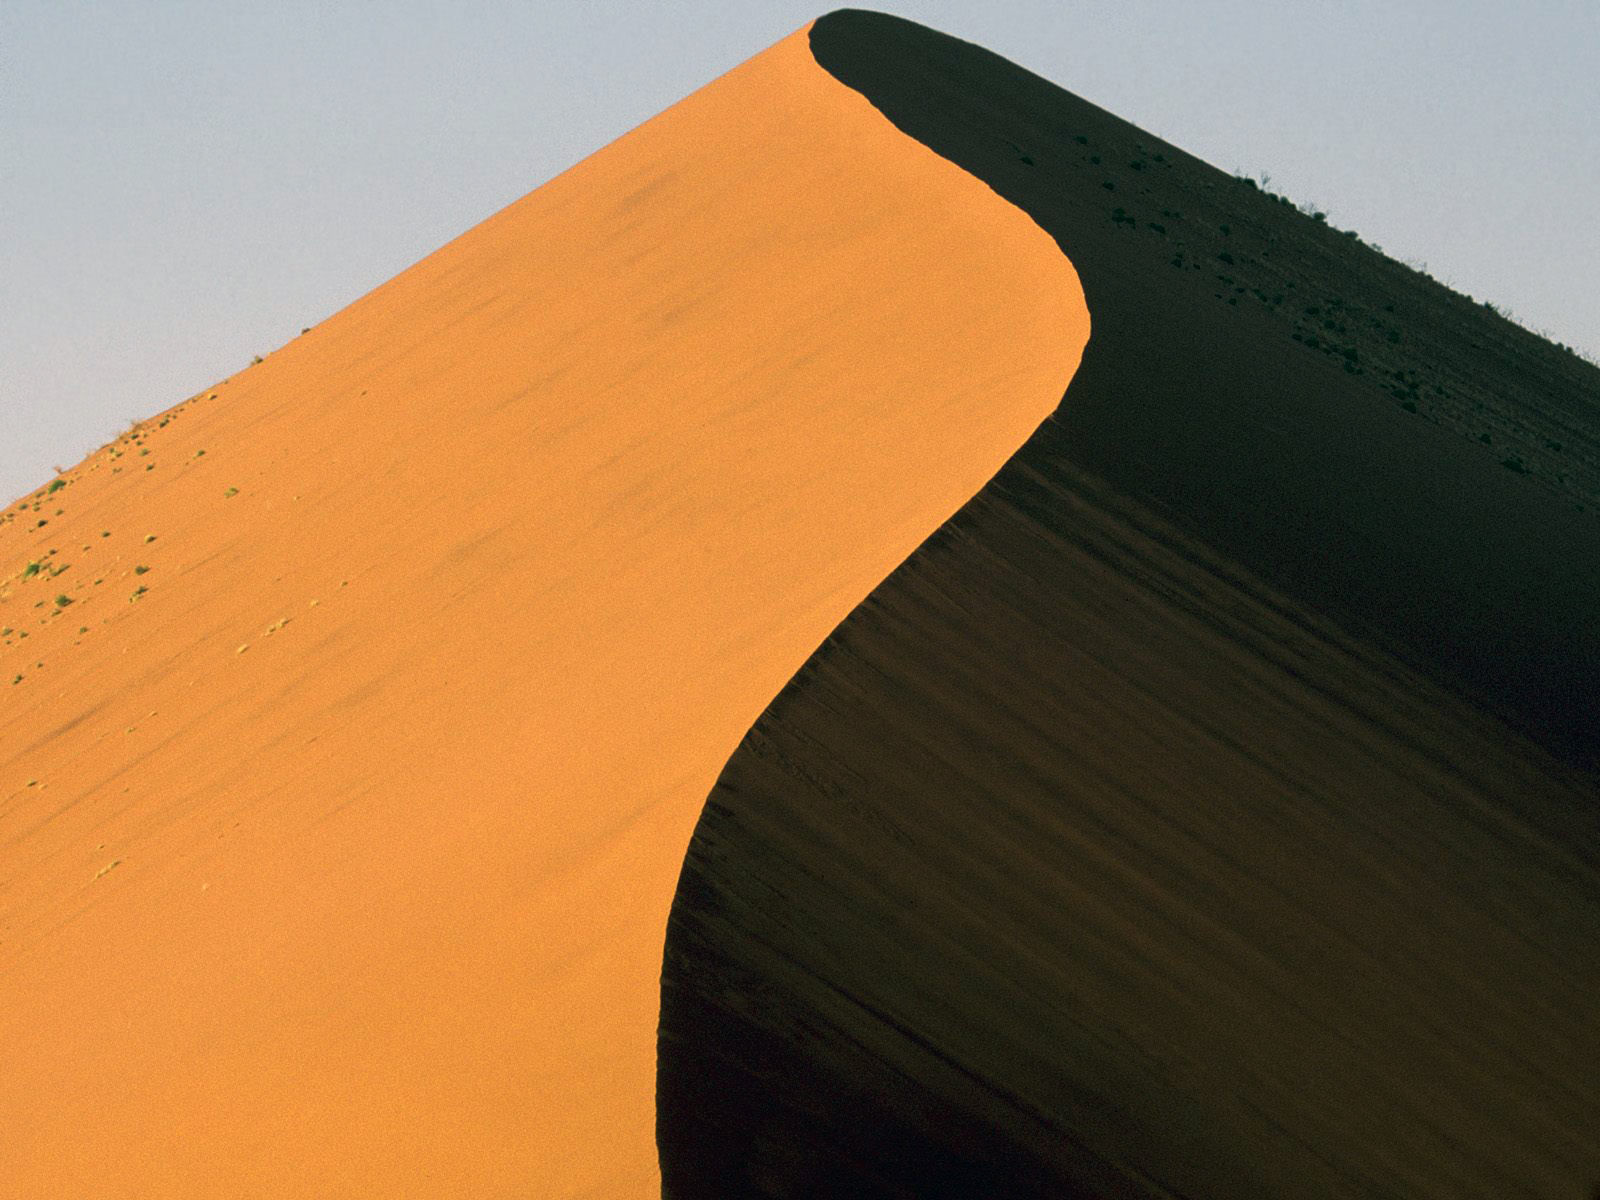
[656,10,1600,1198]
[0,21,1086,1199]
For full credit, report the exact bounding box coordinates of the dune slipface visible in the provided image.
[657,11,1600,1199]
[0,24,1086,1197]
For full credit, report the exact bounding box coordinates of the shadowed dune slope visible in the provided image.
[0,24,1087,1197]
[657,11,1600,1198]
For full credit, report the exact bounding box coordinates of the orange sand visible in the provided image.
[0,26,1086,1196]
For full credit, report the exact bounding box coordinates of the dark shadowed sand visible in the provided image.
[658,11,1600,1198]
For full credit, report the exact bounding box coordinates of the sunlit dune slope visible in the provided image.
[658,10,1600,1199]
[0,24,1086,1197]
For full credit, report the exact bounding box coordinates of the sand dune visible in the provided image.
[12,9,1593,1195]
[0,24,1085,1196]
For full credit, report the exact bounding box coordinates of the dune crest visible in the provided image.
[0,22,1086,1197]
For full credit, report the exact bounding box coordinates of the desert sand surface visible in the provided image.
[657,12,1600,1198]
[0,23,1086,1197]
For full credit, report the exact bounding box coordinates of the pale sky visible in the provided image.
[5,0,1597,506]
